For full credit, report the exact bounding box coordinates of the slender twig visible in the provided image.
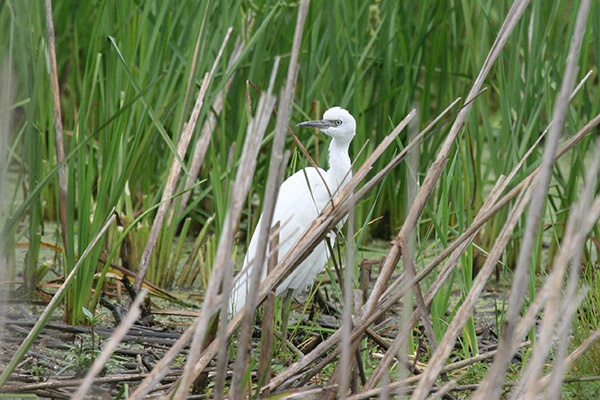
[0,62,14,345]
[44,0,70,272]
[171,47,276,400]
[172,33,247,223]
[412,183,534,400]
[366,103,552,391]
[518,137,599,400]
[257,221,280,398]
[133,27,232,292]
[338,191,356,399]
[0,371,180,392]
[368,5,533,380]
[231,2,310,397]
[174,0,210,142]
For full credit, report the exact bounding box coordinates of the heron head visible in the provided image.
[297,106,356,142]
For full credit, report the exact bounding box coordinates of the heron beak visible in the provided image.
[296,119,336,130]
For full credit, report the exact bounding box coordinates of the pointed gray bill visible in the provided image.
[296,119,336,129]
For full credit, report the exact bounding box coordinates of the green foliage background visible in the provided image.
[1,0,599,334]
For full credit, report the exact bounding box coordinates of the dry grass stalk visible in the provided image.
[173,56,278,400]
[346,341,532,400]
[0,61,14,348]
[472,0,591,397]
[44,0,70,268]
[215,63,280,399]
[379,373,390,400]
[364,176,509,390]
[74,289,148,398]
[173,0,210,142]
[339,194,356,399]
[518,138,600,400]
[545,85,599,400]
[230,1,310,398]
[133,27,233,292]
[172,36,247,223]
[365,179,511,391]
[257,221,280,398]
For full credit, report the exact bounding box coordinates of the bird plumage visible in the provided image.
[230,106,356,315]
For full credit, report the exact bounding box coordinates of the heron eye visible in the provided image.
[335,119,342,126]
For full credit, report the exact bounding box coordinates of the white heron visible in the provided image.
[230,106,356,316]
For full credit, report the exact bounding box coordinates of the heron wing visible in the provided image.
[230,167,332,314]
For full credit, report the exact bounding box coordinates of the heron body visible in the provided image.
[230,107,356,315]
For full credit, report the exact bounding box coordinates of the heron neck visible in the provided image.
[327,138,352,193]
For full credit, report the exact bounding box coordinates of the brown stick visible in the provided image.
[364,178,508,389]
[230,1,310,396]
[0,62,15,344]
[172,35,247,223]
[339,192,356,399]
[133,27,233,292]
[520,144,599,399]
[258,221,280,398]
[173,50,276,400]
[1,372,179,392]
[44,0,70,274]
[346,342,533,400]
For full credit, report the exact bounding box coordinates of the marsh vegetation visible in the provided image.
[1,0,600,398]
